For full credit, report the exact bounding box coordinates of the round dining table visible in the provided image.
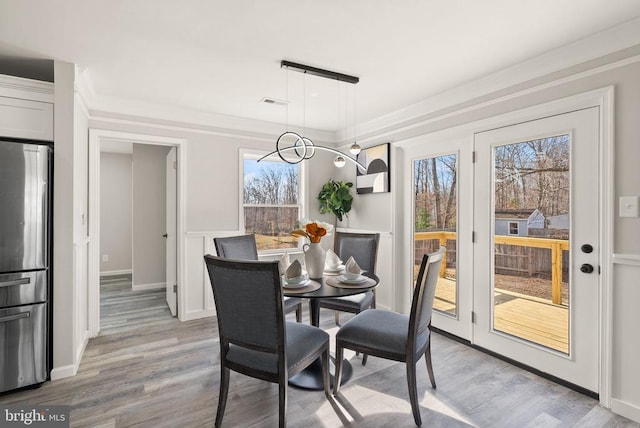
[283,272,379,390]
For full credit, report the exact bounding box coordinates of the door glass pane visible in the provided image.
[413,154,457,316]
[493,135,570,353]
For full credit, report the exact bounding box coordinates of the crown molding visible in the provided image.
[0,73,54,103]
[87,92,337,143]
[88,107,338,147]
[340,16,640,142]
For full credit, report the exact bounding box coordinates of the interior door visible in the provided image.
[166,147,177,316]
[404,137,472,340]
[473,107,600,392]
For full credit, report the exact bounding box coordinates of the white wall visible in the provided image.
[52,61,90,380]
[100,153,132,274]
[72,78,90,377]
[132,144,171,287]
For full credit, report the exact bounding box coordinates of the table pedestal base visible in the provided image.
[288,356,353,390]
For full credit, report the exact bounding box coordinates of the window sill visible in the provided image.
[258,249,304,260]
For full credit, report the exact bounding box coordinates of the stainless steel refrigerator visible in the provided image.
[0,139,52,393]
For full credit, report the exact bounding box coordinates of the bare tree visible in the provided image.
[430,158,442,228]
[494,135,569,216]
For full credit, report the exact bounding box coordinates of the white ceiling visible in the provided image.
[1,1,639,132]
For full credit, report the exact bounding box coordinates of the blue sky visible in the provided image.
[244,158,296,181]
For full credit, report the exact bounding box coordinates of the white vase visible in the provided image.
[303,242,326,279]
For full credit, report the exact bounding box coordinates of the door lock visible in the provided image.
[581,244,593,254]
[580,264,594,274]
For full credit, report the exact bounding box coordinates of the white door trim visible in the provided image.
[88,129,188,337]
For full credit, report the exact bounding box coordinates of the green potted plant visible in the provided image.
[317,179,354,222]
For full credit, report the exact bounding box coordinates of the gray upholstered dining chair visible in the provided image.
[318,232,380,325]
[214,234,303,323]
[204,255,330,428]
[333,246,445,427]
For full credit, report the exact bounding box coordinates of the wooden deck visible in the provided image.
[434,278,569,353]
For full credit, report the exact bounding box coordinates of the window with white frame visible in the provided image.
[508,221,519,235]
[241,151,303,252]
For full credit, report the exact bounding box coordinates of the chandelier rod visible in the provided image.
[281,60,359,84]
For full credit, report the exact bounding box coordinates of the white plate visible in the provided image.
[283,279,311,289]
[283,273,308,284]
[338,275,367,284]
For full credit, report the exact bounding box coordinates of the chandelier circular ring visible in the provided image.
[276,131,316,164]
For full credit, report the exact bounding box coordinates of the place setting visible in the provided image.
[323,249,345,276]
[280,258,320,293]
[326,256,376,289]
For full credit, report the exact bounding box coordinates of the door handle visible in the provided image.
[0,312,30,323]
[580,264,594,274]
[0,277,30,288]
[162,233,168,238]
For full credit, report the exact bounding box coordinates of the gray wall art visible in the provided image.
[356,143,390,194]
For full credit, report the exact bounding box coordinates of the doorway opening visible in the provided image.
[88,130,186,337]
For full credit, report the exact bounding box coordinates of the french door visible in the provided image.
[407,137,472,340]
[473,107,600,392]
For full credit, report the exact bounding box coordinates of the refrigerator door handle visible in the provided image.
[0,278,30,288]
[0,312,31,323]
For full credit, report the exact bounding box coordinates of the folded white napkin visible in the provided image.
[279,252,290,274]
[344,256,363,274]
[325,249,342,269]
[285,259,303,279]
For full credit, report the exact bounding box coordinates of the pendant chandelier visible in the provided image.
[258,60,366,172]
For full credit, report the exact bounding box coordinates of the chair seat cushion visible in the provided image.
[227,322,328,375]
[317,291,374,313]
[283,296,302,312]
[337,309,409,357]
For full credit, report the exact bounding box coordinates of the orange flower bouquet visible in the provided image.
[291,219,333,243]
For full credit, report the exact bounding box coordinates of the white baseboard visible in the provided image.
[50,364,76,381]
[100,269,132,276]
[377,303,391,311]
[132,282,166,291]
[180,308,216,321]
[51,329,89,381]
[611,398,640,423]
[75,329,89,370]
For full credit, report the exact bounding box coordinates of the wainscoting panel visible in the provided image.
[183,230,394,320]
[183,231,241,321]
[611,254,640,423]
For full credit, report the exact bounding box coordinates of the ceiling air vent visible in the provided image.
[260,97,288,106]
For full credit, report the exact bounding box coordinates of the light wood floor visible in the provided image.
[1,277,636,427]
[99,274,173,335]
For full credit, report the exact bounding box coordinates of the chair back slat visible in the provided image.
[204,255,283,353]
[214,234,259,260]
[408,247,445,356]
[334,232,380,274]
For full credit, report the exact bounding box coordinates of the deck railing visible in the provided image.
[414,231,569,304]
